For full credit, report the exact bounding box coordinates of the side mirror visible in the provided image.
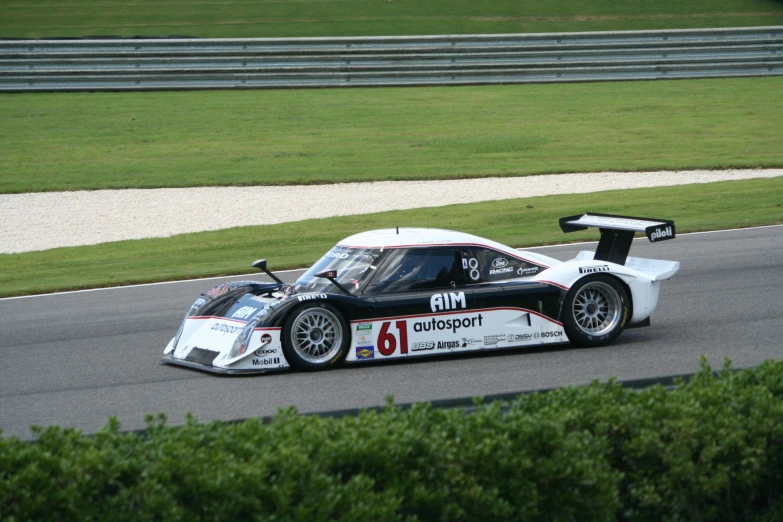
[251,258,283,284]
[314,270,351,295]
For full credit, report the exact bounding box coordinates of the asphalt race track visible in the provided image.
[1,226,781,439]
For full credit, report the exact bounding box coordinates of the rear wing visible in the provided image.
[559,212,675,265]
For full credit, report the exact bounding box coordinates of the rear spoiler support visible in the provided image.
[559,213,675,266]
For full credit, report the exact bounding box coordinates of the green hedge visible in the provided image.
[2,359,783,521]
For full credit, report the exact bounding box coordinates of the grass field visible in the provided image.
[2,77,782,194]
[2,0,783,38]
[1,177,781,298]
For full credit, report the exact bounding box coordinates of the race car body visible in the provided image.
[162,213,679,374]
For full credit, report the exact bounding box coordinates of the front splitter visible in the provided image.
[161,355,288,376]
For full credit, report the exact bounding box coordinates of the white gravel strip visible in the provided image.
[1,168,781,254]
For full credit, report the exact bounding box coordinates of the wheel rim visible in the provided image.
[571,281,622,336]
[291,308,343,364]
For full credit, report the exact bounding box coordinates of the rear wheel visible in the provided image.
[563,275,630,347]
[282,304,349,370]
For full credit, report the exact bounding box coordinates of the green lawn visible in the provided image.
[1,0,782,38]
[1,177,781,297]
[2,77,782,194]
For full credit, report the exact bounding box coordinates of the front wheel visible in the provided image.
[563,274,630,347]
[281,303,349,370]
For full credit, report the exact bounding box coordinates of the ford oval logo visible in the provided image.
[492,258,508,268]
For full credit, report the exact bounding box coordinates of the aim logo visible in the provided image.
[430,292,467,313]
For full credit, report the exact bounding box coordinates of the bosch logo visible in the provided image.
[492,258,508,269]
[540,331,563,338]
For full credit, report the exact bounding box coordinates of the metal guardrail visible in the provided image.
[1,26,781,92]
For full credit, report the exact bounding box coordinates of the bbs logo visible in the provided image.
[411,342,435,352]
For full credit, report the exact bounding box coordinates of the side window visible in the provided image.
[476,248,542,282]
[365,248,468,293]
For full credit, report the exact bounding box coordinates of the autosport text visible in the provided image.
[211,323,244,335]
[430,291,466,312]
[413,314,483,334]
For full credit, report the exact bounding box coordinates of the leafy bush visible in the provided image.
[2,358,782,521]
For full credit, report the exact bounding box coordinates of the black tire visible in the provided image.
[562,274,631,347]
[281,303,349,371]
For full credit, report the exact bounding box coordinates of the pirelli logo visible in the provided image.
[579,265,610,274]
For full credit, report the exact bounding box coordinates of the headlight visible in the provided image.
[173,296,208,350]
[229,319,257,359]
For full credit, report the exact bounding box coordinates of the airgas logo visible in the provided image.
[650,226,674,242]
[430,291,466,312]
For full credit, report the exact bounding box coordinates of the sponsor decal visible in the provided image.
[534,332,540,339]
[483,334,506,346]
[356,333,373,344]
[356,346,375,360]
[297,293,328,302]
[467,258,480,281]
[260,333,273,344]
[206,284,230,299]
[492,258,509,269]
[462,258,469,269]
[436,340,460,350]
[540,331,564,339]
[517,267,539,276]
[411,341,435,352]
[253,348,277,357]
[489,267,514,275]
[579,265,610,274]
[413,314,483,334]
[356,323,372,333]
[508,333,534,342]
[430,291,467,313]
[252,357,281,366]
[650,226,674,242]
[461,337,482,347]
[211,323,244,335]
[378,321,408,356]
[231,306,257,320]
[325,247,352,259]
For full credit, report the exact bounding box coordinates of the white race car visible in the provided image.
[163,213,678,374]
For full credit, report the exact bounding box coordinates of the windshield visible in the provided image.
[294,246,384,294]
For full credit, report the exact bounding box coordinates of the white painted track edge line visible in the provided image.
[2,224,780,301]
